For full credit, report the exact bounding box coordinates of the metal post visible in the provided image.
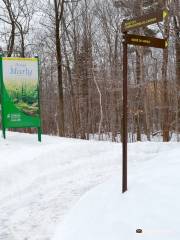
[35,55,42,143]
[122,32,128,193]
[0,54,6,140]
[38,127,42,142]
[2,128,6,139]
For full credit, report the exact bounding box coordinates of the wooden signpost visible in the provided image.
[121,10,168,193]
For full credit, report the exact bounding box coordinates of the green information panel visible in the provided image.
[0,57,41,141]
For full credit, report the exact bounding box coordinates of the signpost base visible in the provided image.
[1,127,42,142]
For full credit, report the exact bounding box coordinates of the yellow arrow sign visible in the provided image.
[122,9,169,32]
[163,9,169,19]
[165,40,168,48]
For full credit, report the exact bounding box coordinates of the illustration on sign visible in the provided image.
[3,58,39,116]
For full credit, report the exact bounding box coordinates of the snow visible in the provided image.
[0,131,120,240]
[53,142,180,240]
[1,132,180,240]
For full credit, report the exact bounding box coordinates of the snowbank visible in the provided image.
[53,142,180,240]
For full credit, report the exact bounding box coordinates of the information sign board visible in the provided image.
[0,57,41,141]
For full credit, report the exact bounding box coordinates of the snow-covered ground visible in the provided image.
[1,132,180,240]
[53,142,180,240]
[0,132,120,240]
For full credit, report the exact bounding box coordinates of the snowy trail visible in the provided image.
[0,132,121,240]
[1,132,175,240]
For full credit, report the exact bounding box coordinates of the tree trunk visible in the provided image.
[162,1,170,142]
[54,0,65,136]
[174,0,180,137]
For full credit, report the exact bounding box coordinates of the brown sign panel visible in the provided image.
[125,34,168,49]
[121,9,169,32]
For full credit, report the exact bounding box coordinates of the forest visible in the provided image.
[0,0,180,142]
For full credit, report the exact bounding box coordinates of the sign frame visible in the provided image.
[0,56,42,142]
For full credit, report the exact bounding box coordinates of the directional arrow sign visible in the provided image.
[125,34,168,49]
[121,9,169,32]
